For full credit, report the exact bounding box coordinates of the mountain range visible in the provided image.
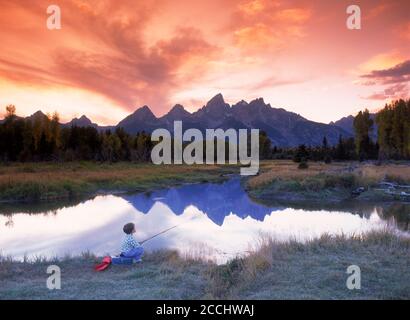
[7,94,365,146]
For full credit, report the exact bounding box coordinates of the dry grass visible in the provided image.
[1,160,409,202]
[206,230,410,299]
[247,160,410,190]
[354,164,410,184]
[0,162,226,184]
[1,230,409,299]
[0,162,237,201]
[248,160,350,189]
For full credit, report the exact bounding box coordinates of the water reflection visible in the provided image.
[0,178,409,263]
[121,179,277,225]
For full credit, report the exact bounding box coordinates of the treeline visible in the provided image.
[0,99,408,163]
[0,105,271,163]
[0,105,153,162]
[269,136,357,162]
[376,99,410,160]
[351,99,410,161]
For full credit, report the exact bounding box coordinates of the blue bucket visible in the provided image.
[111,256,134,265]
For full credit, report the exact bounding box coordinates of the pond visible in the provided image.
[0,178,409,263]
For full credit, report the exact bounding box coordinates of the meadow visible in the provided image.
[0,162,237,202]
[246,160,410,203]
[1,230,409,300]
[1,160,409,203]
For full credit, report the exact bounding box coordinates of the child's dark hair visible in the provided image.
[123,223,135,235]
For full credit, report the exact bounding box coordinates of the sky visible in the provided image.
[0,0,409,125]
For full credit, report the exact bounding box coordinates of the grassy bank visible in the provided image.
[0,231,409,300]
[1,160,409,203]
[0,162,237,202]
[246,161,410,203]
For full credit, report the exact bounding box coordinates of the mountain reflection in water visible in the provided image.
[0,178,408,263]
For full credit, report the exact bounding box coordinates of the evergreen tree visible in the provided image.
[353,109,374,160]
[293,144,308,163]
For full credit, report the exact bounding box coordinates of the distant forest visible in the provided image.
[0,99,409,163]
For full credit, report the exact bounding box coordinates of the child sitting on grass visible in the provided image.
[121,222,144,263]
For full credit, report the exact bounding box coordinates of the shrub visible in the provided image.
[324,155,332,164]
[298,160,309,169]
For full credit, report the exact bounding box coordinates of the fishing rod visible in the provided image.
[139,224,179,245]
[138,214,202,245]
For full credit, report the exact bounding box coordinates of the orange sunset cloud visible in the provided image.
[0,0,409,124]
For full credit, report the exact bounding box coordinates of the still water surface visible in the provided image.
[0,178,408,262]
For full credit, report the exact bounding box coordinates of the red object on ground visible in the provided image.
[94,256,112,271]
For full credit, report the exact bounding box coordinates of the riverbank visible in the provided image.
[246,161,410,204]
[0,161,409,204]
[0,162,237,202]
[1,231,409,299]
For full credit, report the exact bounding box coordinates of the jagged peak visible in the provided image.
[70,115,91,122]
[132,105,155,117]
[27,110,48,121]
[137,105,152,112]
[232,100,248,107]
[162,104,191,120]
[206,93,226,107]
[249,97,267,105]
[30,110,47,117]
[169,104,185,112]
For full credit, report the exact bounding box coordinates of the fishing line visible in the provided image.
[139,215,200,245]
[139,224,179,244]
